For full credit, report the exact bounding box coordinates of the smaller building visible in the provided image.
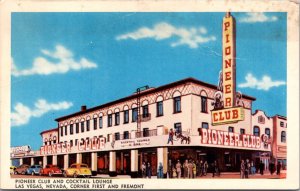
[272,115,287,170]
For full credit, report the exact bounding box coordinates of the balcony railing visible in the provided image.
[137,113,151,122]
[136,129,157,138]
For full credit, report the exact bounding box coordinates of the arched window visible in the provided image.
[265,128,271,138]
[281,131,286,143]
[253,126,260,136]
[200,90,208,113]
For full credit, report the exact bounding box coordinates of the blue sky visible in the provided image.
[11,12,287,150]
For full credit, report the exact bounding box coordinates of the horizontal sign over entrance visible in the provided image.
[200,128,268,149]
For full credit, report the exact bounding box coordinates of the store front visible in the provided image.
[168,147,269,172]
[97,151,109,174]
[138,148,157,176]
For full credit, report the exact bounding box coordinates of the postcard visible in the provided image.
[0,0,299,190]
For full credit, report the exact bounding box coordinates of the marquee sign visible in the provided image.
[212,12,244,125]
[40,137,106,155]
[200,129,270,149]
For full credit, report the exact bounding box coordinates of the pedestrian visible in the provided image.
[146,162,152,178]
[167,129,174,145]
[157,162,163,178]
[183,160,189,178]
[244,159,250,178]
[276,161,281,175]
[141,162,146,178]
[269,161,275,175]
[240,160,245,179]
[250,161,256,175]
[259,160,264,175]
[176,160,182,178]
[168,160,173,178]
[203,161,208,176]
[172,167,177,178]
[199,160,203,176]
[192,161,197,178]
[188,160,193,178]
[212,161,219,177]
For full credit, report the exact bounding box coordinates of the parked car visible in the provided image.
[10,166,16,174]
[40,164,63,177]
[63,163,92,178]
[14,164,30,175]
[26,165,42,175]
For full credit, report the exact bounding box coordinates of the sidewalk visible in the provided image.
[93,171,286,179]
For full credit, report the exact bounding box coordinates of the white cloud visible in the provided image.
[239,13,278,23]
[238,73,286,91]
[116,22,216,49]
[11,99,73,127]
[12,45,97,77]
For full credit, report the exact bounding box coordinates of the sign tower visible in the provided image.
[211,12,244,125]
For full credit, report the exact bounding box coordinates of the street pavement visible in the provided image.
[11,170,286,179]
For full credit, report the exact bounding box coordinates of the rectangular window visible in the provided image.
[70,124,74,135]
[142,105,149,118]
[76,123,79,134]
[75,139,78,146]
[86,120,90,131]
[115,112,120,125]
[201,96,207,113]
[174,123,182,134]
[107,134,110,142]
[174,96,181,113]
[228,126,234,132]
[240,128,245,134]
[93,118,97,130]
[108,114,112,127]
[265,128,271,138]
[81,122,84,133]
[124,110,129,123]
[132,108,138,122]
[70,140,73,147]
[99,117,103,129]
[143,128,149,137]
[280,121,284,127]
[157,101,163,117]
[65,126,68,135]
[115,133,120,141]
[202,122,209,129]
[60,127,63,137]
[124,131,129,139]
[258,116,265,124]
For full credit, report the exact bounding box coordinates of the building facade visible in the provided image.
[11,77,285,177]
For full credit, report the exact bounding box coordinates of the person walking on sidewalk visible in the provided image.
[203,161,208,176]
[176,160,182,178]
[188,160,193,178]
[240,160,245,179]
[141,162,146,178]
[259,160,264,175]
[146,162,152,178]
[183,160,189,178]
[276,161,281,175]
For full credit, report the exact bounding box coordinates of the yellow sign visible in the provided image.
[222,13,236,108]
[211,107,244,125]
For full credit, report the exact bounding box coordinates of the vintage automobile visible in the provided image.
[40,164,63,177]
[63,163,92,178]
[14,164,30,175]
[26,165,42,175]
[10,166,17,174]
